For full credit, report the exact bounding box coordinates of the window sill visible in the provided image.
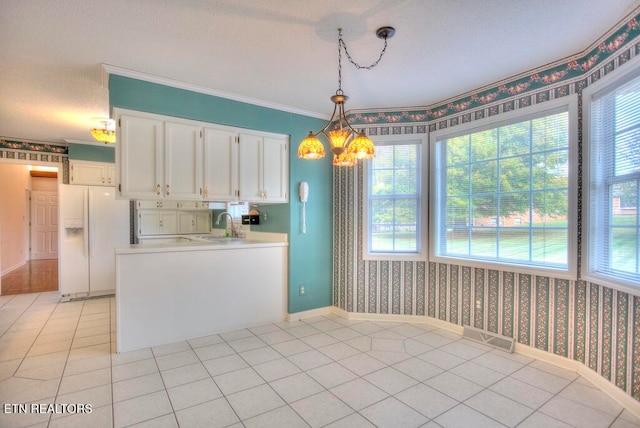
[581,272,640,297]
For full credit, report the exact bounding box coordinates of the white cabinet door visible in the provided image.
[138,211,160,236]
[139,211,178,235]
[159,212,178,234]
[262,136,288,203]
[106,164,116,186]
[118,115,164,199]
[194,211,211,233]
[203,127,238,200]
[178,212,195,233]
[164,122,203,200]
[238,133,288,203]
[70,161,115,186]
[238,133,264,202]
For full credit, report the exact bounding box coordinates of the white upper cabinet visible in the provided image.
[262,136,288,203]
[70,160,116,186]
[114,108,288,203]
[118,114,164,199]
[239,133,288,203]
[203,127,239,201]
[238,133,262,202]
[164,122,203,200]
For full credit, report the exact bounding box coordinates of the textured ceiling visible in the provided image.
[0,0,638,144]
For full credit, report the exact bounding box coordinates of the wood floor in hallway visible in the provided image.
[1,259,58,295]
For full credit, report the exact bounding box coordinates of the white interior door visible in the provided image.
[30,190,58,260]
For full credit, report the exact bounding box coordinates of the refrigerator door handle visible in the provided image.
[83,189,89,258]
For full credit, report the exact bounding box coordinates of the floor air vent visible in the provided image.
[462,325,515,353]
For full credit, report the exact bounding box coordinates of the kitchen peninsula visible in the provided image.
[115,233,287,352]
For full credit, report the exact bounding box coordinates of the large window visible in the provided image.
[364,136,427,260]
[584,58,640,291]
[431,96,577,278]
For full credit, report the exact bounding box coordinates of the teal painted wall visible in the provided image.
[68,144,115,162]
[109,75,332,313]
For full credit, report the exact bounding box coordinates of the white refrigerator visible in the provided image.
[59,184,130,299]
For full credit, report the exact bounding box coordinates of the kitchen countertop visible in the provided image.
[116,232,288,254]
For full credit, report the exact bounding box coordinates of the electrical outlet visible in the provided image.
[299,285,306,296]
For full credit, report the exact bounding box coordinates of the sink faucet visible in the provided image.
[216,212,239,237]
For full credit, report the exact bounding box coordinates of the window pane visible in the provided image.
[446,226,470,255]
[532,112,568,152]
[500,157,530,192]
[532,150,569,190]
[532,228,567,265]
[435,108,570,270]
[471,195,497,223]
[611,227,638,274]
[372,167,394,195]
[447,136,469,165]
[588,68,640,286]
[533,190,568,222]
[498,228,530,260]
[368,140,422,255]
[471,228,496,258]
[615,128,640,176]
[395,199,417,226]
[446,197,469,228]
[395,167,417,195]
[471,129,497,161]
[613,181,638,211]
[499,192,529,223]
[500,122,530,157]
[471,161,497,194]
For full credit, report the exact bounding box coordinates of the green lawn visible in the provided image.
[371,214,638,273]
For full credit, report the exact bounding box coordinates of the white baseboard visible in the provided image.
[578,365,640,420]
[286,306,333,321]
[288,305,640,419]
[515,342,640,420]
[334,310,428,324]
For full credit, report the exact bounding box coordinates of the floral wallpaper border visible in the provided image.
[0,139,70,183]
[346,12,640,126]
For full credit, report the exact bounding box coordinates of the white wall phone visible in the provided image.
[299,181,309,233]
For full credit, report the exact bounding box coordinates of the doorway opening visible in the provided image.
[0,163,60,295]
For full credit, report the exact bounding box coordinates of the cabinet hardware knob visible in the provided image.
[166,184,170,196]
[156,184,161,195]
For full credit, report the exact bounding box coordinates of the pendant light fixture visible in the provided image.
[297,26,395,166]
[90,118,116,144]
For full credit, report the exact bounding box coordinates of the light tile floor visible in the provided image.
[0,292,639,428]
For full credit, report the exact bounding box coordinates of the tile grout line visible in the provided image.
[46,298,85,428]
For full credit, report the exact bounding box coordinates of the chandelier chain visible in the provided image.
[337,30,343,92]
[338,30,389,71]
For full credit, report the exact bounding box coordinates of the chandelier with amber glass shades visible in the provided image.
[90,118,116,144]
[297,26,395,166]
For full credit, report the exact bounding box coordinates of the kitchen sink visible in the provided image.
[186,234,244,243]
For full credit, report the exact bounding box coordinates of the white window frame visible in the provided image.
[429,95,578,279]
[363,134,428,261]
[583,55,640,295]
